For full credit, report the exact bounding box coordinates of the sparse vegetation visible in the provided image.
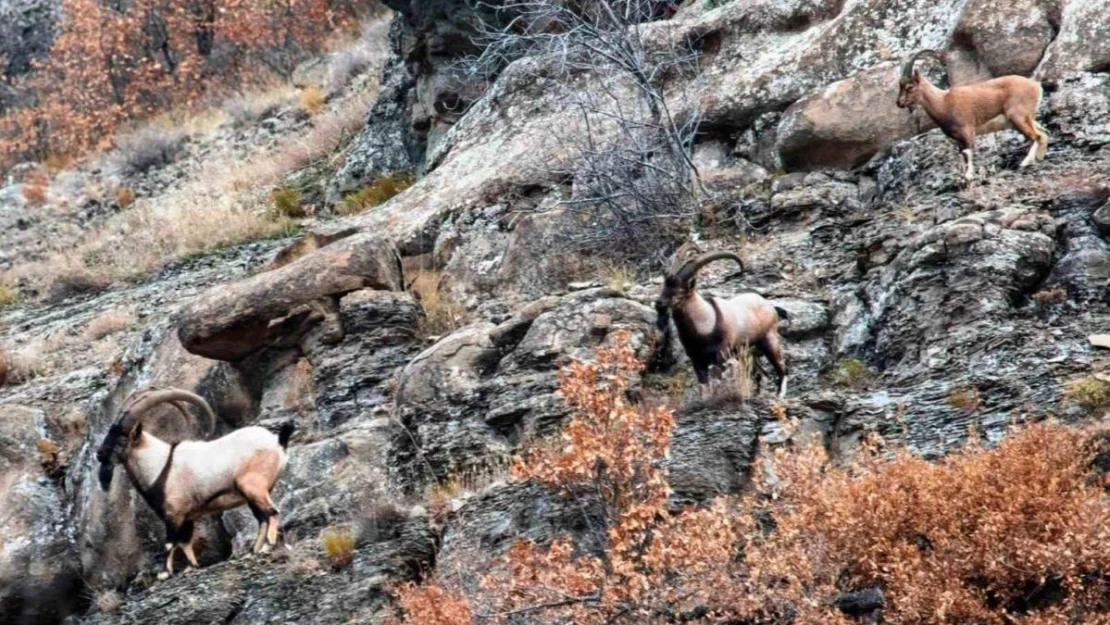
[601,261,637,291]
[825,357,875,388]
[947,386,982,412]
[84,310,136,341]
[271,188,307,219]
[320,526,356,570]
[1033,287,1068,307]
[115,187,136,208]
[409,269,466,337]
[1065,376,1110,412]
[299,86,327,115]
[0,285,21,308]
[339,171,414,215]
[112,126,186,176]
[94,590,123,615]
[392,334,1110,624]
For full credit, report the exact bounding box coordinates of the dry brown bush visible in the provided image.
[409,269,465,337]
[392,334,1110,625]
[84,310,135,341]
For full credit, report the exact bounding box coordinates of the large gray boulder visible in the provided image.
[775,63,936,170]
[947,0,1061,83]
[1035,0,1110,85]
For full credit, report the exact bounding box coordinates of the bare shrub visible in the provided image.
[112,125,186,176]
[468,0,705,269]
[84,310,135,341]
[222,85,298,127]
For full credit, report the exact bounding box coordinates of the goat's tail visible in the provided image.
[277,421,296,448]
[262,420,297,448]
[774,306,790,320]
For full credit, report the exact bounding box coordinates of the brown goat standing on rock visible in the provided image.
[896,49,1048,180]
[655,251,789,398]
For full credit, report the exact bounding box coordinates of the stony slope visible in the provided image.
[1,0,1109,623]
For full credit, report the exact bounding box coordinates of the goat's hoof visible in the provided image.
[156,571,171,581]
[183,566,196,575]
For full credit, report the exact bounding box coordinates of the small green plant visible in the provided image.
[338,171,414,215]
[825,358,875,389]
[0,285,20,308]
[320,526,356,570]
[947,386,981,413]
[1065,376,1110,412]
[270,187,306,219]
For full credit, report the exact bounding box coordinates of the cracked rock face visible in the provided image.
[3,2,1110,623]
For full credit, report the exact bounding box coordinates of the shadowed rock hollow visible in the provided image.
[2,0,1109,623]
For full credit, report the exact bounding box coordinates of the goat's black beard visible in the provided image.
[98,462,115,491]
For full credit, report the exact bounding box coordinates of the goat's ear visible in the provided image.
[912,69,922,83]
[128,423,143,444]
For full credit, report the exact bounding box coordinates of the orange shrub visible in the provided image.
[0,0,362,166]
[392,333,1110,625]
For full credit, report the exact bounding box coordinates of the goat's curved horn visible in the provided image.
[674,251,744,283]
[119,388,217,438]
[901,49,946,82]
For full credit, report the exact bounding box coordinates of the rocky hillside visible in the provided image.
[1,0,1109,623]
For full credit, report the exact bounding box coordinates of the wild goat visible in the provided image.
[896,49,1048,180]
[655,251,789,398]
[96,388,294,579]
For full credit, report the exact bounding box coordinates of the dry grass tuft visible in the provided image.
[1,341,50,385]
[425,462,509,520]
[0,285,20,308]
[1066,376,1110,413]
[94,590,123,614]
[115,186,135,208]
[1033,287,1068,307]
[946,386,981,412]
[0,345,9,386]
[338,171,414,215]
[320,526,356,570]
[825,357,875,389]
[84,310,135,341]
[299,86,327,115]
[270,187,306,219]
[222,84,298,126]
[409,269,465,337]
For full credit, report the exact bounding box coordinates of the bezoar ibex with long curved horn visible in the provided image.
[896,49,1048,180]
[655,250,789,398]
[96,387,294,580]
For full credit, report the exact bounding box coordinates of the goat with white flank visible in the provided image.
[96,388,294,579]
[896,49,1049,180]
[655,251,789,398]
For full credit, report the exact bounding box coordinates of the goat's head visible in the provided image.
[655,251,745,330]
[897,49,945,109]
[96,388,216,490]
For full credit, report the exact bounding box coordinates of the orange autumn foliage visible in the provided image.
[392,332,1110,624]
[0,0,362,167]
